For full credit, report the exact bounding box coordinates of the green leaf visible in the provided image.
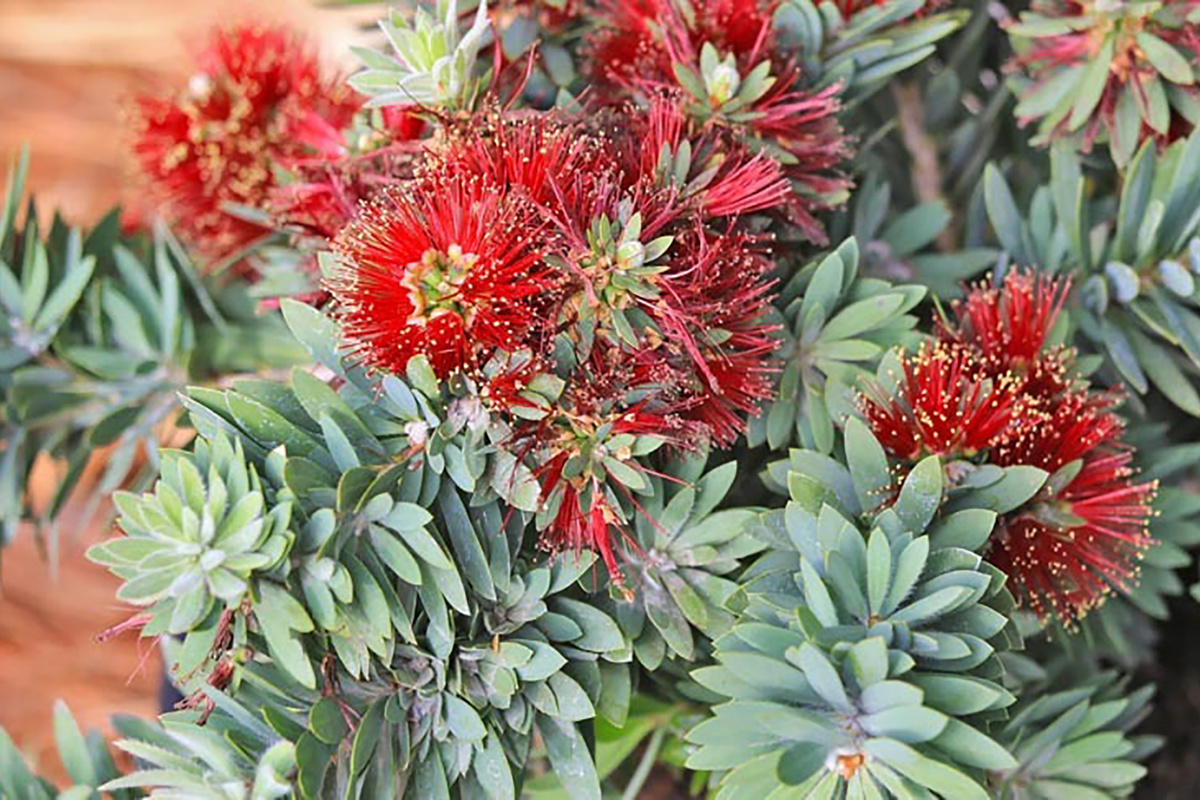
[984,165,1025,260]
[1131,328,1200,414]
[444,695,487,741]
[1069,37,1115,131]
[845,418,892,513]
[309,696,349,745]
[406,355,440,397]
[927,509,997,552]
[793,642,851,712]
[1137,32,1195,85]
[552,598,625,653]
[820,294,906,342]
[893,455,942,533]
[256,582,316,689]
[369,525,422,584]
[866,527,893,616]
[437,480,496,601]
[53,701,96,786]
[932,719,1017,771]
[847,636,889,690]
[280,299,342,374]
[955,466,1047,514]
[864,738,988,800]
[538,717,601,800]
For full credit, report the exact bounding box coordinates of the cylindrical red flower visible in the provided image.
[132,23,359,263]
[331,178,556,378]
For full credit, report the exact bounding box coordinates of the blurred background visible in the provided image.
[0,0,369,781]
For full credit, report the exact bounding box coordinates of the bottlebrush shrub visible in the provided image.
[6,0,1200,798]
[91,315,635,795]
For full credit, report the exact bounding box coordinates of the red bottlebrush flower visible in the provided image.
[987,391,1156,621]
[585,0,850,241]
[1008,0,1200,156]
[936,269,1074,398]
[585,0,672,90]
[862,342,1034,461]
[268,144,416,241]
[430,110,615,214]
[625,93,791,219]
[537,455,623,578]
[331,179,555,378]
[727,76,849,241]
[381,106,428,140]
[868,268,1156,621]
[651,226,781,445]
[132,23,359,263]
[587,0,776,89]
[938,270,1070,367]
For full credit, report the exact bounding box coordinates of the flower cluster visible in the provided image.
[1008,0,1200,162]
[331,100,787,577]
[123,4,859,581]
[584,0,850,240]
[132,23,360,263]
[862,271,1156,621]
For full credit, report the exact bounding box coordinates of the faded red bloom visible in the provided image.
[537,456,623,577]
[861,342,1032,461]
[650,226,780,445]
[1009,0,1200,152]
[625,93,791,219]
[726,77,848,240]
[268,137,420,241]
[988,391,1156,620]
[331,179,555,378]
[132,23,359,263]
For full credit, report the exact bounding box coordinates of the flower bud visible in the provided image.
[1104,261,1139,304]
[705,62,741,106]
[1159,259,1195,297]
